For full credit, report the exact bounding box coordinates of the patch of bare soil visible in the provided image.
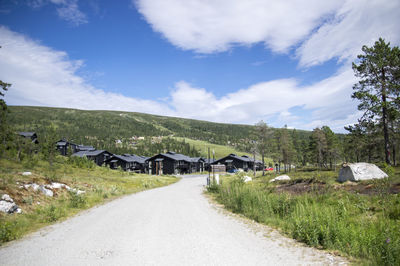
[274,179,400,196]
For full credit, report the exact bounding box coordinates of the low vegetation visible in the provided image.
[207,169,400,265]
[0,156,178,245]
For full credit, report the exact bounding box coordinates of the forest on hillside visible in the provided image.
[0,105,378,169]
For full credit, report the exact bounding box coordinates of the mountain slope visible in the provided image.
[7,106,257,156]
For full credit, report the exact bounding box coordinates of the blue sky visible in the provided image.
[0,0,399,132]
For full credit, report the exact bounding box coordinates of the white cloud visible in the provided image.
[297,0,400,67]
[135,0,342,53]
[0,26,172,115]
[0,26,367,133]
[168,65,359,132]
[135,0,400,68]
[28,0,88,26]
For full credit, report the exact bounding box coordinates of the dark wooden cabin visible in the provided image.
[190,157,206,173]
[72,150,113,166]
[213,154,253,172]
[106,154,148,172]
[56,139,79,156]
[146,151,195,175]
[18,132,38,144]
[241,155,264,171]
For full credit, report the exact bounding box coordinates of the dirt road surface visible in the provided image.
[0,175,347,265]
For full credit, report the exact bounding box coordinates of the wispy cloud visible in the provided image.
[28,0,88,26]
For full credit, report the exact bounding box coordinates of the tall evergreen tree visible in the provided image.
[321,126,340,170]
[310,127,328,169]
[352,38,400,164]
[254,120,271,175]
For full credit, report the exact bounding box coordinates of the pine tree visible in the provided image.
[352,38,400,164]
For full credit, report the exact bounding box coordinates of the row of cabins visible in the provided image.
[20,133,264,175]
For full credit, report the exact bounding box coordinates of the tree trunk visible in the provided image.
[262,154,265,176]
[393,144,396,166]
[381,72,391,164]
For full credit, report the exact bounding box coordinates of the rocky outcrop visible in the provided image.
[338,163,388,182]
[23,182,84,196]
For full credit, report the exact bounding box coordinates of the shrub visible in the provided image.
[0,220,19,243]
[68,191,87,208]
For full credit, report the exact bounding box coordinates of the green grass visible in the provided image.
[0,156,178,245]
[208,170,400,265]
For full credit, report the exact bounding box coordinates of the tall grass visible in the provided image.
[210,177,400,265]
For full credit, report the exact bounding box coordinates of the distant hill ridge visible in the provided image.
[7,106,311,157]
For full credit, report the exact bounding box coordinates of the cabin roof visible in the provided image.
[18,132,36,138]
[214,153,253,164]
[107,154,148,164]
[72,150,109,157]
[77,145,95,151]
[147,151,193,162]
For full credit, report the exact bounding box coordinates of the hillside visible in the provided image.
[7,106,315,159]
[6,106,263,157]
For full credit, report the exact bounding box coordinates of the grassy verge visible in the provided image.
[0,156,178,245]
[207,169,400,265]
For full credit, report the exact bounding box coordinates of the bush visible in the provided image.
[0,220,19,243]
[68,191,87,208]
[44,204,63,222]
[67,156,95,169]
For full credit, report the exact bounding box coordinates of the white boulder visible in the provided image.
[0,194,20,214]
[22,172,32,176]
[269,175,291,183]
[1,194,14,202]
[338,163,388,182]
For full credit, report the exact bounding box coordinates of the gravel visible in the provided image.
[0,175,347,265]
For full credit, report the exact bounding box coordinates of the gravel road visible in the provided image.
[0,175,347,265]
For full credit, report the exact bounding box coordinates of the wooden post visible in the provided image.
[253,150,256,178]
[208,147,211,186]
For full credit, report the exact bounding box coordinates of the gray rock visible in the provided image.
[39,185,53,197]
[0,195,20,214]
[24,183,53,196]
[70,188,85,195]
[338,163,388,182]
[1,194,14,202]
[46,182,71,190]
[22,172,32,176]
[0,201,18,213]
[24,183,40,191]
[269,175,291,183]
